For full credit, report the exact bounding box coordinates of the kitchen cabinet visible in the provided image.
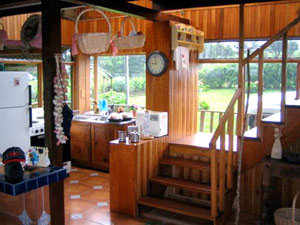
[70,121,91,165]
[71,119,134,170]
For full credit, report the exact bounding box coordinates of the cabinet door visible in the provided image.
[70,121,91,165]
[91,124,116,170]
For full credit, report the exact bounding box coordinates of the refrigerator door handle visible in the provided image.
[29,106,32,128]
[28,85,32,106]
[28,85,32,128]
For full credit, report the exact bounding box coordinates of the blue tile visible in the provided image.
[38,176,48,188]
[48,173,58,184]
[58,170,67,181]
[27,179,38,192]
[0,166,67,196]
[5,184,14,195]
[0,183,4,193]
[15,182,26,195]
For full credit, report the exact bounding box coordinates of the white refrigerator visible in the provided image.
[0,72,31,154]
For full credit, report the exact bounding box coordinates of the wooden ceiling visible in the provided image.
[0,0,284,23]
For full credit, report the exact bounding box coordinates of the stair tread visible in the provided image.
[160,157,211,170]
[286,98,300,108]
[138,196,214,221]
[150,176,217,194]
[262,112,283,124]
[169,132,237,152]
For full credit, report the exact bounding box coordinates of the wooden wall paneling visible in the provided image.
[145,21,171,112]
[74,54,90,113]
[1,2,300,47]
[110,137,169,217]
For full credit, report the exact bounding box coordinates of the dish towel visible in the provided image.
[173,46,190,70]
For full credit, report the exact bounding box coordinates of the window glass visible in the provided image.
[90,55,146,109]
[199,40,300,59]
[64,64,73,108]
[4,64,39,107]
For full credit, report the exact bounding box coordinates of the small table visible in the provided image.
[261,157,300,224]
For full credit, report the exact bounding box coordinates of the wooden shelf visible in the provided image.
[171,24,204,52]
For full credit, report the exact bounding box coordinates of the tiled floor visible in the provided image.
[64,167,260,225]
[64,167,145,225]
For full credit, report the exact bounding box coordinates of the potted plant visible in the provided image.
[130,104,138,117]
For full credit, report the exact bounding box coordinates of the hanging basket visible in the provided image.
[274,190,300,225]
[113,16,145,50]
[75,8,111,54]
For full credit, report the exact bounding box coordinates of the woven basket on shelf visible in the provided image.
[274,191,300,225]
[75,8,111,54]
[113,16,145,50]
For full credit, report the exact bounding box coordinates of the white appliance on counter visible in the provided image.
[0,72,32,154]
[136,111,168,137]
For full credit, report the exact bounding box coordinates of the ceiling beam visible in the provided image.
[152,0,282,11]
[0,1,78,17]
[61,0,190,24]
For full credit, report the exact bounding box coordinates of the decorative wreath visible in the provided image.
[21,14,42,52]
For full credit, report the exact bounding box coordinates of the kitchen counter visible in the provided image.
[73,115,135,125]
[70,118,135,170]
[0,165,66,196]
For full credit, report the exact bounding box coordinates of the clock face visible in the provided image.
[146,51,168,76]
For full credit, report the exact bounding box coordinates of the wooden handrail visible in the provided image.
[296,62,300,100]
[243,15,300,65]
[257,51,264,137]
[209,88,242,146]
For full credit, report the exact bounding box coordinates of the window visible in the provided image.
[90,55,146,109]
[198,39,300,132]
[4,63,39,107]
[199,40,300,60]
[1,60,74,108]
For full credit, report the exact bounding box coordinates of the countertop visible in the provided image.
[0,165,66,195]
[72,115,135,125]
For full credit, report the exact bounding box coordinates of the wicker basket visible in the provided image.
[274,191,300,225]
[113,17,145,50]
[75,8,111,54]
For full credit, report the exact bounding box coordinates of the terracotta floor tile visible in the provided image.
[65,167,144,225]
[65,183,92,195]
[83,207,121,225]
[73,167,96,175]
[68,171,90,180]
[65,198,97,215]
[66,218,103,225]
[81,190,110,203]
[80,176,110,187]
[0,211,22,225]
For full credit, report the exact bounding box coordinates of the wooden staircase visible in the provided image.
[138,134,238,225]
[138,13,300,225]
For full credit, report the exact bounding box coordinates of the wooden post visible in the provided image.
[257,50,264,137]
[281,32,288,122]
[296,62,300,100]
[94,56,98,109]
[41,0,65,224]
[125,55,130,105]
[210,144,217,217]
[237,4,245,136]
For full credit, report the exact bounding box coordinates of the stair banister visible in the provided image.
[281,32,288,122]
[296,63,300,100]
[209,87,241,217]
[243,15,300,65]
[257,50,264,137]
[209,88,242,145]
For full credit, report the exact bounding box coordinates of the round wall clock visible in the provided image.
[146,51,169,77]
